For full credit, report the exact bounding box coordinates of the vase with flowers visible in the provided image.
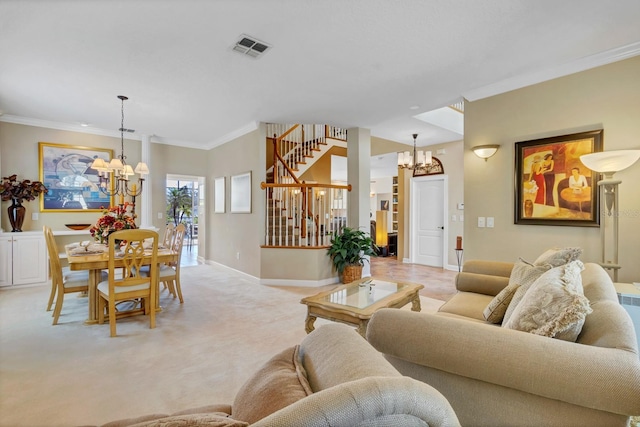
[1,174,48,232]
[89,203,137,244]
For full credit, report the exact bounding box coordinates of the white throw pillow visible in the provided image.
[533,247,583,267]
[501,259,552,325]
[503,260,592,342]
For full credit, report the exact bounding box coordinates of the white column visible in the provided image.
[347,127,372,276]
[139,135,152,229]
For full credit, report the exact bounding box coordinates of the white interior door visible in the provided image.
[411,177,446,267]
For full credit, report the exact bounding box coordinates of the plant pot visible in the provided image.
[342,265,363,284]
[7,198,25,232]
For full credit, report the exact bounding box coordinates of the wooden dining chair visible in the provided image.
[162,223,186,302]
[163,223,176,248]
[143,223,186,303]
[43,226,103,325]
[97,229,159,337]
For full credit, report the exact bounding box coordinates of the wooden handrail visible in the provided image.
[276,124,300,142]
[261,182,351,191]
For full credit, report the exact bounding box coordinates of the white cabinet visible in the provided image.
[0,232,47,287]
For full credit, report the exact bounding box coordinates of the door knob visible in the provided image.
[438,226,444,230]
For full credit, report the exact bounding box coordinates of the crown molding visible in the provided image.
[205,121,259,149]
[0,114,133,140]
[463,41,640,102]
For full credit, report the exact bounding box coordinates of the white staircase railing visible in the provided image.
[261,182,350,248]
[266,124,347,184]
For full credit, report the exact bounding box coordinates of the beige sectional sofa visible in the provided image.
[95,323,460,427]
[367,259,640,427]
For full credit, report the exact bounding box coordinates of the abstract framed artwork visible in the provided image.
[514,129,602,226]
[230,171,251,213]
[39,142,114,211]
[214,176,225,213]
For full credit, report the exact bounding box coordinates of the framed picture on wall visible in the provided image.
[380,200,389,211]
[230,172,251,213]
[39,142,114,211]
[514,129,602,226]
[214,176,225,213]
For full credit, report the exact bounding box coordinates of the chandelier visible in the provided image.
[397,133,432,170]
[90,96,149,205]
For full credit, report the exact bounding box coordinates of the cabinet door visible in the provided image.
[12,235,47,285]
[0,237,11,287]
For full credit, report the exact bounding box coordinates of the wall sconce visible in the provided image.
[472,144,500,161]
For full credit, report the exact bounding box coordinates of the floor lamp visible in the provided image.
[580,150,640,282]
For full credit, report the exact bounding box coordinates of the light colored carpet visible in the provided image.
[0,264,445,427]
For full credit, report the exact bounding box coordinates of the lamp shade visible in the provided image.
[580,150,640,174]
[472,145,500,160]
[90,158,108,171]
[134,162,150,175]
[108,158,124,170]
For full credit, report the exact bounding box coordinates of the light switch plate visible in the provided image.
[31,212,39,221]
[451,214,457,222]
[487,217,495,228]
[477,217,486,228]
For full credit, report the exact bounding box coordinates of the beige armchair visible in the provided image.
[98,323,460,427]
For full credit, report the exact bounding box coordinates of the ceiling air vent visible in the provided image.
[119,128,135,133]
[232,34,271,59]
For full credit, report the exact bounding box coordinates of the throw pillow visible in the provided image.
[128,413,248,427]
[501,259,552,325]
[232,345,312,424]
[483,283,520,324]
[533,247,583,267]
[503,260,592,341]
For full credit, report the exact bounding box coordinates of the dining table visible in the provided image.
[65,242,178,324]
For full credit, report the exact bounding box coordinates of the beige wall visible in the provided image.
[464,56,640,282]
[371,136,465,268]
[0,122,141,233]
[149,142,209,255]
[206,127,266,278]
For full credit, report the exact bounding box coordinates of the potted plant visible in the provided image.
[1,174,48,232]
[327,226,377,283]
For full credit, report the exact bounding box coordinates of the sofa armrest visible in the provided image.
[454,260,513,296]
[367,309,640,416]
[252,376,460,427]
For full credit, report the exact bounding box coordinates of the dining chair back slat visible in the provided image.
[97,229,159,337]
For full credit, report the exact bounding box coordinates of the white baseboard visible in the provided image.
[400,258,460,272]
[205,260,260,284]
[261,277,340,287]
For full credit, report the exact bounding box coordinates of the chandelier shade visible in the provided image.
[90,95,149,211]
[398,133,432,170]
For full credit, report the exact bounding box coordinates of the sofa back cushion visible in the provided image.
[576,263,639,352]
[300,323,401,392]
[232,345,312,424]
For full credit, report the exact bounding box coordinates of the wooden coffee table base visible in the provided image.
[301,278,423,337]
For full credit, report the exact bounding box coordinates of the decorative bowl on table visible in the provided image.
[65,223,92,230]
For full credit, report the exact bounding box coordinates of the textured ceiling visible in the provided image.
[1,0,639,150]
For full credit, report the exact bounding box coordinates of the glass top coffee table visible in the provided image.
[300,277,424,337]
